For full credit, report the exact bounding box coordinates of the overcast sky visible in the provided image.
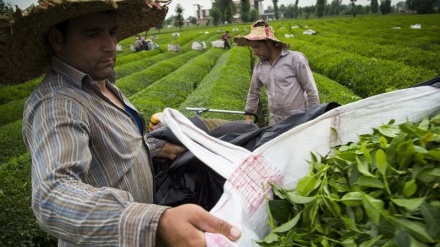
[12,0,396,18]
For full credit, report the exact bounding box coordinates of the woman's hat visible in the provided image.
[233,19,289,49]
[0,0,169,84]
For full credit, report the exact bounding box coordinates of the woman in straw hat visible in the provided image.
[1,0,241,246]
[234,20,320,126]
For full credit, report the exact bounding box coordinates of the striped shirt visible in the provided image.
[245,49,320,125]
[22,57,169,246]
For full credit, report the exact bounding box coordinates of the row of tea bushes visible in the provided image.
[177,46,254,122]
[115,51,178,79]
[312,73,362,105]
[289,39,437,98]
[0,76,41,105]
[0,120,27,166]
[117,50,205,97]
[130,48,226,119]
[0,153,57,246]
[300,35,439,73]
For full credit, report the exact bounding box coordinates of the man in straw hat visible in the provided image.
[234,20,320,126]
[1,0,241,246]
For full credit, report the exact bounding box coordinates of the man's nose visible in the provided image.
[103,33,117,52]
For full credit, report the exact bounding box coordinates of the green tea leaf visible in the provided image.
[391,198,425,211]
[356,175,384,189]
[388,217,435,243]
[420,203,440,239]
[359,235,382,247]
[378,124,401,137]
[296,175,319,196]
[375,149,388,176]
[285,192,316,204]
[341,192,363,207]
[362,193,384,225]
[268,199,293,223]
[402,179,417,197]
[356,155,374,177]
[273,212,301,233]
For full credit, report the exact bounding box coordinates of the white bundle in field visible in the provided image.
[411,24,421,29]
[167,44,180,52]
[172,32,180,38]
[211,40,224,48]
[303,29,317,35]
[192,41,207,50]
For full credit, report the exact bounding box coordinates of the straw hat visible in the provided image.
[0,0,169,84]
[233,19,289,49]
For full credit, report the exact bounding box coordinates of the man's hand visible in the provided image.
[157,204,241,247]
[155,142,186,160]
[245,115,253,124]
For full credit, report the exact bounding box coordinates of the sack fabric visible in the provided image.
[151,104,338,210]
[161,85,440,246]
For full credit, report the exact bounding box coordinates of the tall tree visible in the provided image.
[240,0,251,22]
[209,6,222,26]
[174,4,184,31]
[405,0,416,11]
[371,0,379,13]
[413,0,436,13]
[273,0,280,19]
[379,0,392,14]
[212,0,234,24]
[279,4,287,17]
[350,0,357,16]
[329,0,342,15]
[249,8,259,22]
[316,0,327,18]
[0,0,11,15]
[304,6,314,19]
[294,0,299,17]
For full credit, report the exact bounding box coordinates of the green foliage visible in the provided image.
[114,52,177,79]
[0,120,28,165]
[313,73,362,105]
[130,48,225,119]
[0,98,26,128]
[178,47,254,121]
[0,77,41,105]
[260,114,440,246]
[0,153,57,247]
[114,49,163,67]
[116,51,201,96]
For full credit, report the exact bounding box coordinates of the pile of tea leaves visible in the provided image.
[258,114,440,247]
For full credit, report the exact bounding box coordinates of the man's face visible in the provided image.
[250,40,270,62]
[55,12,118,81]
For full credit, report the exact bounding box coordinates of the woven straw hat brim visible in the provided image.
[0,0,168,84]
[233,25,289,49]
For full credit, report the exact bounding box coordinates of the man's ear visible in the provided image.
[45,27,64,53]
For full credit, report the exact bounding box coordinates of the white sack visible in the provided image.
[161,85,440,246]
[167,44,180,52]
[211,40,224,48]
[192,41,207,50]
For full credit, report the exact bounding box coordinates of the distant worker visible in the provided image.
[222,30,231,49]
[234,20,320,125]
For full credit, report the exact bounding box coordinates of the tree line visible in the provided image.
[161,0,438,30]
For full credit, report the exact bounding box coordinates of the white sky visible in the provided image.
[12,0,397,18]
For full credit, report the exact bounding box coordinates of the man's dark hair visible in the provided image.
[54,19,69,37]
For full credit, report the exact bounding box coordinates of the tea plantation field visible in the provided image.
[0,14,439,246]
